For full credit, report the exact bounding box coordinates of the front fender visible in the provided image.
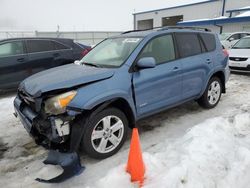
[67,77,136,117]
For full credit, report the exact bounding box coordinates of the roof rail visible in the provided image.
[160,26,211,32]
[122,26,211,34]
[122,26,162,34]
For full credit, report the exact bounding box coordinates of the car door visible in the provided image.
[0,40,28,89]
[26,39,56,75]
[175,32,214,100]
[132,34,182,117]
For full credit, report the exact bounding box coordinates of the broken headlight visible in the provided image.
[44,91,77,115]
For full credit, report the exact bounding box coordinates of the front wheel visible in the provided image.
[80,107,128,159]
[198,76,222,109]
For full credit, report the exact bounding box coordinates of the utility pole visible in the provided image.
[219,0,226,34]
[57,25,60,38]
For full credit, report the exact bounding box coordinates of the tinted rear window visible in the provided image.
[27,40,55,53]
[200,33,216,52]
[175,33,201,58]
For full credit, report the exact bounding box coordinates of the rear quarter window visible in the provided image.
[53,41,70,50]
[200,33,216,52]
[175,33,201,58]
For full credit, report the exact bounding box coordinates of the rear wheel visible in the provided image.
[80,107,128,159]
[198,76,222,109]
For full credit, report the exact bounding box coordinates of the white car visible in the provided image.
[228,36,250,73]
[219,32,250,49]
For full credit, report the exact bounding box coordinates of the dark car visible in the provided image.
[0,37,91,91]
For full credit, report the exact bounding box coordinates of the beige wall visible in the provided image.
[134,0,250,29]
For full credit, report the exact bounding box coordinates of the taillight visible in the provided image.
[81,48,91,57]
[223,49,229,57]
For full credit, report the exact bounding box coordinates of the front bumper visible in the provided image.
[14,96,37,133]
[14,96,72,150]
[229,59,250,72]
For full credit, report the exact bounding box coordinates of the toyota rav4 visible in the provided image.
[14,27,230,159]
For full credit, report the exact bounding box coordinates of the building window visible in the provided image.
[162,15,183,26]
[137,19,153,30]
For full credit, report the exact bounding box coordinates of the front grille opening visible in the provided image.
[229,57,248,62]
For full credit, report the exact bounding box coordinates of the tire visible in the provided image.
[197,76,222,109]
[80,107,128,159]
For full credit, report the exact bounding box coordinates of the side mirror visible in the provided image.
[74,60,81,65]
[137,57,156,69]
[228,37,235,42]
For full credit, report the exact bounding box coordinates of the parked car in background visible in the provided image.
[219,32,250,49]
[228,36,250,73]
[75,42,92,56]
[0,38,91,91]
[14,27,229,160]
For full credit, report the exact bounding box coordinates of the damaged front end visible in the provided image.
[14,89,86,183]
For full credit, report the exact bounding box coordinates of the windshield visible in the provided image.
[219,33,231,41]
[232,38,250,49]
[80,37,142,68]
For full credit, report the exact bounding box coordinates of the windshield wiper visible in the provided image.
[83,62,101,68]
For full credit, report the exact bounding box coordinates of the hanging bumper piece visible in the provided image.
[36,150,85,183]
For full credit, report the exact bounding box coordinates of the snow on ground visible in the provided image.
[0,74,250,188]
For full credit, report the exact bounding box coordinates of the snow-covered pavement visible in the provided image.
[0,74,250,188]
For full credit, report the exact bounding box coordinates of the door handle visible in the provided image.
[17,58,25,62]
[172,66,179,72]
[206,59,212,64]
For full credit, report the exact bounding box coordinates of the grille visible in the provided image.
[229,57,248,62]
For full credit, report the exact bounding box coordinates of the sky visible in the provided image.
[0,0,207,32]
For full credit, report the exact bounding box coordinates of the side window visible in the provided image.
[240,33,249,38]
[53,41,70,50]
[200,33,216,52]
[175,33,201,58]
[229,34,240,41]
[138,34,176,65]
[27,40,55,53]
[0,41,24,57]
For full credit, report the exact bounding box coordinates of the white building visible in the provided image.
[133,0,250,33]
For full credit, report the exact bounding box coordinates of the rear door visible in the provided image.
[0,40,28,89]
[175,32,214,100]
[26,39,56,75]
[133,34,182,117]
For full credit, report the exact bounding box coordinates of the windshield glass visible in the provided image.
[219,33,231,41]
[80,37,142,68]
[232,38,250,49]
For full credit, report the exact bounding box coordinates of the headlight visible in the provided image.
[44,91,77,115]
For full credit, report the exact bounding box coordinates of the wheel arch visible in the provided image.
[85,97,136,129]
[199,70,226,99]
[211,71,226,93]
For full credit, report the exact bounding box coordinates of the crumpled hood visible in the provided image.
[19,63,115,97]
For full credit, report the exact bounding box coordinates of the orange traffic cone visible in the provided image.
[126,128,145,186]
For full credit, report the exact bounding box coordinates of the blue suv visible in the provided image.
[14,27,230,159]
